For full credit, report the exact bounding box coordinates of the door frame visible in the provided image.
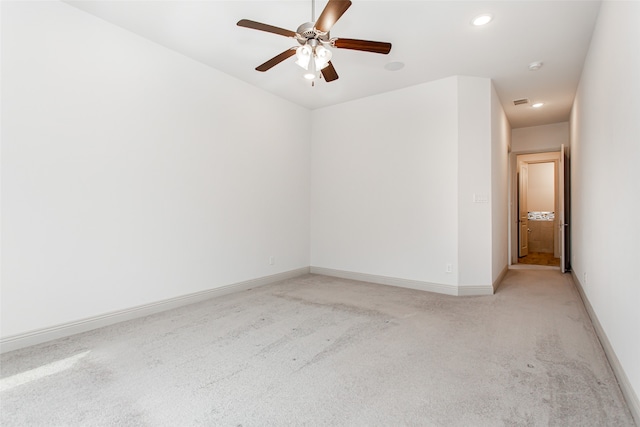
[509,150,562,265]
[518,163,529,257]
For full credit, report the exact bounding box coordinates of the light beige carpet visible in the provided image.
[0,271,635,426]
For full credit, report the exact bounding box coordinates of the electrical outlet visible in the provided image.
[446,263,453,273]
[583,272,587,284]
[269,256,275,266]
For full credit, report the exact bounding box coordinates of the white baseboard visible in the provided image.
[492,264,509,293]
[310,266,494,296]
[571,271,640,426]
[458,284,495,296]
[0,267,309,354]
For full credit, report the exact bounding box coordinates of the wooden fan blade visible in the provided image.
[315,0,352,33]
[334,38,392,54]
[255,49,297,72]
[321,61,339,82]
[237,19,296,38]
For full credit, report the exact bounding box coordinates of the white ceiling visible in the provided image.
[65,0,601,129]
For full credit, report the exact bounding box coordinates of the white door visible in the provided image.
[519,163,529,257]
[559,144,567,272]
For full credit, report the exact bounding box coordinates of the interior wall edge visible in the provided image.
[0,267,310,355]
[571,271,640,426]
[491,265,509,293]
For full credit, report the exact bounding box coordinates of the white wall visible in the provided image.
[491,84,510,283]
[512,122,568,153]
[1,1,310,338]
[1,2,512,340]
[311,77,460,287]
[570,0,640,415]
[527,162,555,212]
[457,77,492,288]
[311,76,508,293]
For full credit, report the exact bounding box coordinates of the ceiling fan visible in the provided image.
[237,0,392,83]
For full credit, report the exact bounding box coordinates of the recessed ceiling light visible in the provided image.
[472,14,493,26]
[528,61,543,71]
[384,61,405,71]
[532,102,544,108]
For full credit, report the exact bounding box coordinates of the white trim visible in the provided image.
[0,267,310,354]
[311,266,466,296]
[492,265,509,293]
[458,285,494,296]
[571,271,640,426]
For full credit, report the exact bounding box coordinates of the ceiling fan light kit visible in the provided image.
[295,39,332,77]
[237,0,392,84]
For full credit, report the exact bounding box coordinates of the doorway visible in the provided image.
[518,160,558,266]
[511,151,565,268]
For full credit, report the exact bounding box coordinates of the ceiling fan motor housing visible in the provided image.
[296,22,331,45]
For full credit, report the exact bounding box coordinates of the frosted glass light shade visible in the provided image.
[295,45,312,70]
[314,45,332,70]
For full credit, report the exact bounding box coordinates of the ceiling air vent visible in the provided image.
[513,98,530,106]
